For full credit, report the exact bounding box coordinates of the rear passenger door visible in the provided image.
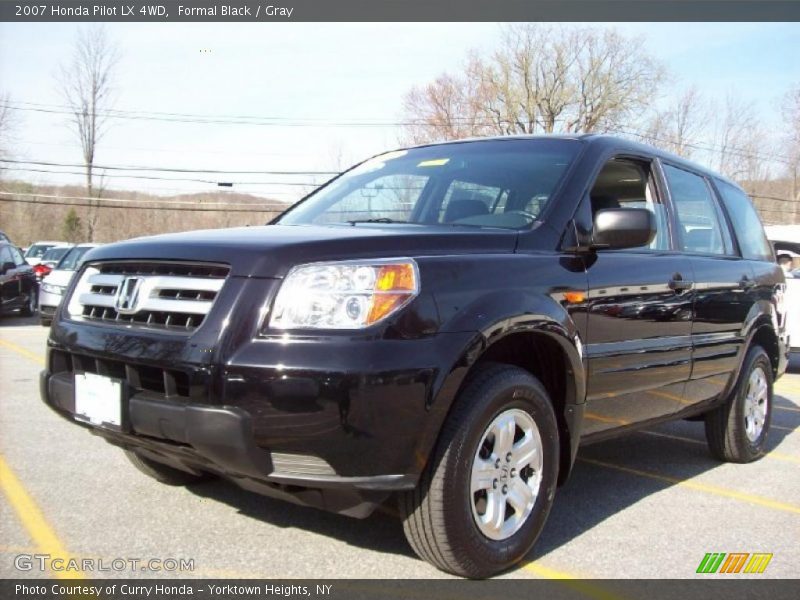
[661,163,754,404]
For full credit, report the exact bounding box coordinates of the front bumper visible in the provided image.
[41,370,412,517]
[38,289,63,313]
[41,298,477,516]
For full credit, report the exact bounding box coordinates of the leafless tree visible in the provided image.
[58,26,119,241]
[640,87,706,158]
[401,25,665,144]
[710,94,770,188]
[782,84,800,204]
[0,91,16,162]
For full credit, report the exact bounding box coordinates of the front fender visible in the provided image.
[416,288,586,485]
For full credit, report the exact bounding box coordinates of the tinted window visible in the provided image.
[10,246,25,265]
[664,164,731,255]
[590,158,669,251]
[715,180,773,262]
[0,246,13,266]
[277,139,581,230]
[41,247,70,264]
[310,173,428,225]
[24,243,56,259]
[57,246,94,271]
[438,180,510,223]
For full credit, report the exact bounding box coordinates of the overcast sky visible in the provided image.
[0,22,798,201]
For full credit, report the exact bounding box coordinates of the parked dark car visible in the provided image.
[0,242,38,317]
[40,136,788,578]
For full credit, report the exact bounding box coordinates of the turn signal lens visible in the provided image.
[269,259,419,330]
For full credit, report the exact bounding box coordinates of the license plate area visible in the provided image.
[74,372,128,431]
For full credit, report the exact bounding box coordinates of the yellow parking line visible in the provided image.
[580,458,800,515]
[522,562,625,599]
[0,338,45,366]
[0,455,83,579]
[639,430,800,463]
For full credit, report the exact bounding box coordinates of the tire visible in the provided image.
[21,287,37,317]
[40,317,52,327]
[124,450,211,486]
[705,345,773,463]
[399,363,559,578]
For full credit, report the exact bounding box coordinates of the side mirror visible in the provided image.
[1,261,15,274]
[592,208,656,250]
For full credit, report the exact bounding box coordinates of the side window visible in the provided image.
[664,164,731,255]
[0,246,13,267]
[10,247,25,265]
[589,158,669,250]
[311,174,428,224]
[715,180,773,261]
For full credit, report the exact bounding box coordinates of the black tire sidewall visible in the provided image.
[732,349,773,457]
[441,369,559,571]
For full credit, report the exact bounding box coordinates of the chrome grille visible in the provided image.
[67,261,229,332]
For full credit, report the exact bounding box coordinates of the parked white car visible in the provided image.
[39,244,100,326]
[24,240,68,266]
[765,225,800,354]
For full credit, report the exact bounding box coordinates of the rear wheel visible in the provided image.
[399,363,559,578]
[705,345,772,462]
[124,450,211,486]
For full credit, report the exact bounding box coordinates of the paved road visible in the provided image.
[1,315,798,580]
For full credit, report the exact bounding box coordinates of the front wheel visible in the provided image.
[399,363,559,578]
[705,345,773,462]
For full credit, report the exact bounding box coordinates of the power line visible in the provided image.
[9,99,400,125]
[0,158,338,176]
[0,102,401,128]
[0,190,290,209]
[0,195,284,213]
[0,165,322,187]
[3,100,795,165]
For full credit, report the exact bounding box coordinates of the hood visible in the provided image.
[83,224,520,278]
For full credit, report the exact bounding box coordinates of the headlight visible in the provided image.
[268,259,419,330]
[41,283,66,295]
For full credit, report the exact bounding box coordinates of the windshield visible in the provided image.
[41,246,70,263]
[277,139,580,229]
[25,243,56,258]
[57,246,93,271]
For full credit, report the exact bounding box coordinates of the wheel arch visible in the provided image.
[427,293,587,486]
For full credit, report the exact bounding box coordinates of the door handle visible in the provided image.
[738,277,756,290]
[668,274,692,292]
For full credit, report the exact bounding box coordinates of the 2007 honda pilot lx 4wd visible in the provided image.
[41,135,789,577]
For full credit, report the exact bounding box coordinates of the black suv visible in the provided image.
[41,136,788,577]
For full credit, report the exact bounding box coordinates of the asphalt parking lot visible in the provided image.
[1,314,798,581]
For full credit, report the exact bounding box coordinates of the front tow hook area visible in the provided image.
[127,397,274,480]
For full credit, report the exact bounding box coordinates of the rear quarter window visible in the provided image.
[715,180,774,262]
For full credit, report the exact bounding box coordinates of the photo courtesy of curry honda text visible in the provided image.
[40,135,789,578]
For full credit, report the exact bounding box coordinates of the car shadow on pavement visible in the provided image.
[184,404,798,575]
[185,371,799,575]
[186,479,417,559]
[528,409,798,563]
[0,314,42,327]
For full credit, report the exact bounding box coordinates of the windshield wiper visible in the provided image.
[346,218,408,225]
